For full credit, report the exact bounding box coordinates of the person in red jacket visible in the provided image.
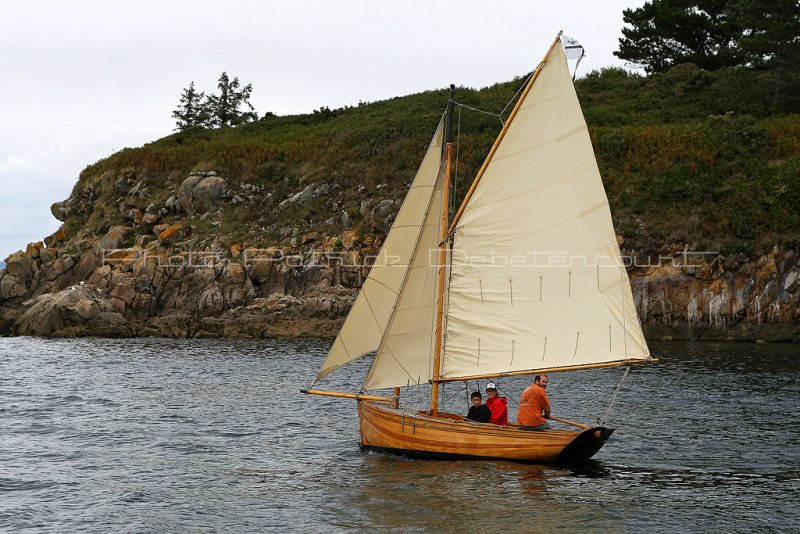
[484,382,508,426]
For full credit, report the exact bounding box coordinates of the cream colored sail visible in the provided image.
[363,168,444,390]
[314,119,444,383]
[441,42,649,380]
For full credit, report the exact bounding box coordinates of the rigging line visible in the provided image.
[597,366,631,425]
[445,381,466,405]
[499,68,537,119]
[572,53,585,82]
[453,100,502,120]
[452,68,537,128]
[496,384,520,406]
[375,342,423,387]
[622,270,629,358]
[368,274,408,296]
[412,381,421,415]
[435,188,450,380]
[441,241,454,376]
[361,289,391,352]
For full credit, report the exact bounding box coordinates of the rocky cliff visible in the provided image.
[1,168,798,341]
[627,244,800,341]
[1,171,357,338]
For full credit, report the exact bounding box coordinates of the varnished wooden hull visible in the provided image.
[358,400,613,465]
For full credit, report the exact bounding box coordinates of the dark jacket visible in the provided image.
[467,404,491,423]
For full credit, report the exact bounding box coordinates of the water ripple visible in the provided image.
[0,338,797,532]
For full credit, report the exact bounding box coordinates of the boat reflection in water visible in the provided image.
[346,454,619,531]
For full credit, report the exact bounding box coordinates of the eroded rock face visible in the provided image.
[192,176,228,213]
[15,285,132,337]
[177,176,204,214]
[51,198,74,222]
[99,226,130,251]
[177,175,229,215]
[0,274,27,299]
[630,248,800,341]
[2,225,799,341]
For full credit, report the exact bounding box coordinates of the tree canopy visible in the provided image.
[205,72,257,128]
[172,72,257,130]
[171,82,208,130]
[615,0,800,73]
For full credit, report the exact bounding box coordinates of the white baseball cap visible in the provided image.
[486,382,497,391]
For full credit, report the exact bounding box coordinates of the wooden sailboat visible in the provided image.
[302,33,655,464]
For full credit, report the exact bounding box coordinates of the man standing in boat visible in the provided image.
[485,383,508,426]
[517,375,551,430]
[466,391,491,423]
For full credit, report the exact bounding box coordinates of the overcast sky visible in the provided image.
[0,0,645,260]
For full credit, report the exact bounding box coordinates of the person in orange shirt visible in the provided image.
[484,383,508,426]
[517,374,551,430]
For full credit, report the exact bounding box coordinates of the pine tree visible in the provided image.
[205,72,258,128]
[731,0,800,69]
[171,82,209,130]
[615,0,800,75]
[615,0,742,73]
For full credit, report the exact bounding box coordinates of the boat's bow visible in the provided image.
[557,426,615,464]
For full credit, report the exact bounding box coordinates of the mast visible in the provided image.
[431,84,455,415]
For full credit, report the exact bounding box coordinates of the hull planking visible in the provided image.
[358,400,613,465]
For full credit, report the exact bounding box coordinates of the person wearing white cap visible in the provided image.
[484,382,508,426]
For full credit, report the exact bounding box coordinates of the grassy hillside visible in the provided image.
[64,62,800,255]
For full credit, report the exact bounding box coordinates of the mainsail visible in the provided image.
[441,42,649,381]
[313,119,445,383]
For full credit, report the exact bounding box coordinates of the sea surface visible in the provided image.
[1,337,798,533]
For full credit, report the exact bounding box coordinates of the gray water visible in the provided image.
[1,337,798,533]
